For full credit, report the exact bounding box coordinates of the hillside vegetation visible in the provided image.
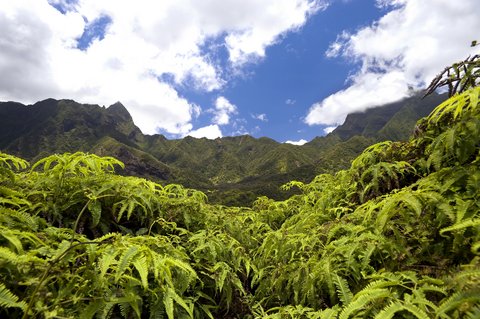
[0,93,445,206]
[0,75,479,317]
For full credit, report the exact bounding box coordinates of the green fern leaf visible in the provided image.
[133,254,149,290]
[1,230,24,254]
[115,246,139,282]
[466,305,480,319]
[88,200,102,227]
[339,288,391,319]
[98,247,120,278]
[165,287,193,318]
[374,301,404,319]
[163,289,174,319]
[319,307,340,319]
[0,247,19,265]
[0,282,26,310]
[99,301,114,319]
[437,291,480,318]
[440,218,480,235]
[213,262,230,293]
[119,302,130,318]
[333,273,353,306]
[401,302,430,319]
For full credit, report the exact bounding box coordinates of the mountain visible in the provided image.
[0,92,446,206]
[321,92,447,141]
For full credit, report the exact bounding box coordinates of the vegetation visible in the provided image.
[0,92,445,207]
[0,60,479,318]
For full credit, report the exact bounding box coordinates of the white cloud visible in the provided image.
[323,126,336,134]
[306,70,410,125]
[0,0,325,136]
[187,124,222,139]
[284,139,308,145]
[306,0,480,126]
[252,113,268,122]
[224,0,328,66]
[213,96,237,125]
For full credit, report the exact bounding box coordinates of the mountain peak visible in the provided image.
[107,102,132,121]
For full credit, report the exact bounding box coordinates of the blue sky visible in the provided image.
[177,0,384,142]
[1,0,479,144]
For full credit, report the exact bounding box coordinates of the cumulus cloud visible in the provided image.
[187,124,222,139]
[284,139,308,146]
[212,96,237,125]
[224,0,327,66]
[0,0,325,135]
[306,0,480,127]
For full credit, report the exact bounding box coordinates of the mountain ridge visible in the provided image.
[0,92,447,205]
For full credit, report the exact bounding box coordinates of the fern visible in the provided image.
[426,87,480,128]
[374,301,404,319]
[163,287,194,319]
[133,255,149,290]
[339,288,391,319]
[115,246,140,283]
[0,75,478,319]
[0,282,26,310]
[440,218,480,235]
[466,305,480,319]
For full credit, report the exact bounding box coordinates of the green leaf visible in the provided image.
[333,273,353,306]
[115,246,139,282]
[133,255,149,290]
[440,218,480,235]
[0,282,26,310]
[340,288,391,319]
[88,200,102,227]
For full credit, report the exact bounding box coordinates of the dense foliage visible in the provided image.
[0,89,479,317]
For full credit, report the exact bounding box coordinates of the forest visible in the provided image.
[0,59,479,318]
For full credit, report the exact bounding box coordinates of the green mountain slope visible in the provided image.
[0,92,446,205]
[325,92,447,141]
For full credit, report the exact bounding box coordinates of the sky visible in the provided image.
[0,0,479,144]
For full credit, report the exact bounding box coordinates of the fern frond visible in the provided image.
[440,218,480,235]
[0,208,40,231]
[0,246,20,265]
[466,305,480,319]
[427,87,480,127]
[436,291,480,318]
[401,302,430,319]
[374,301,404,319]
[0,282,26,310]
[319,306,341,319]
[133,254,149,290]
[1,230,24,254]
[98,248,119,279]
[333,273,353,306]
[339,288,391,319]
[115,245,139,282]
[164,287,194,319]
